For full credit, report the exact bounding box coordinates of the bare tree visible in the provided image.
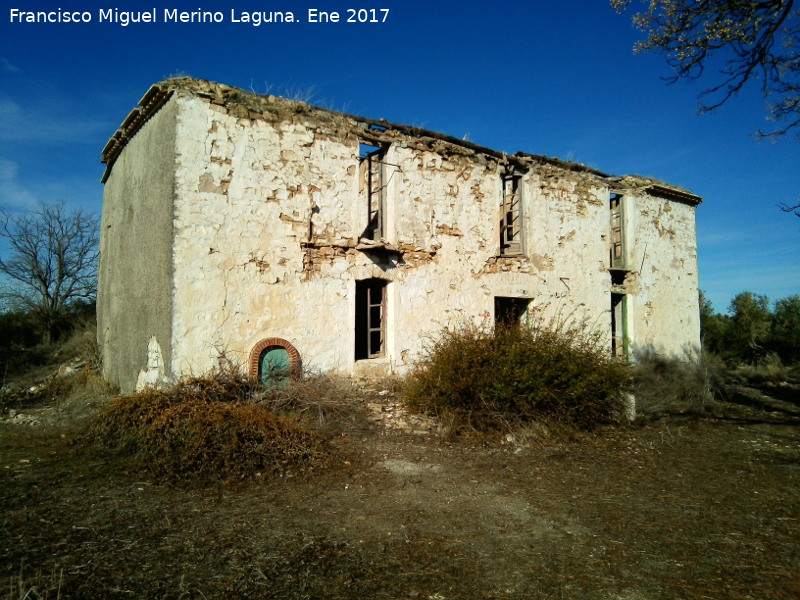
[779,198,800,216]
[0,200,99,342]
[612,0,800,138]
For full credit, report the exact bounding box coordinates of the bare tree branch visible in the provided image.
[0,200,99,342]
[613,0,800,138]
[779,198,800,216]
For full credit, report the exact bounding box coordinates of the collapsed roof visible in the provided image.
[100,77,701,205]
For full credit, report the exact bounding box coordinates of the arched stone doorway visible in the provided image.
[248,338,301,387]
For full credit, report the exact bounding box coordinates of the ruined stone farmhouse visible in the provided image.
[98,77,702,394]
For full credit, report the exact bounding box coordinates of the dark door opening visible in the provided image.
[355,279,387,359]
[495,297,530,327]
[611,292,627,358]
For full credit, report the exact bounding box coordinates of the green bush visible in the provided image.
[88,370,328,481]
[404,323,632,431]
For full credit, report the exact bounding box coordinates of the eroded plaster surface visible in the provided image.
[99,78,702,393]
[98,99,177,393]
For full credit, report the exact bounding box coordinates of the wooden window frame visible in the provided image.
[499,174,523,256]
[610,193,627,270]
[355,279,387,360]
[611,292,629,358]
[359,143,386,241]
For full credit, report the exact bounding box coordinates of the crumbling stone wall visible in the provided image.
[99,78,701,393]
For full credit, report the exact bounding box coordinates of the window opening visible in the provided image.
[611,293,628,358]
[611,270,626,287]
[355,278,387,359]
[495,297,530,327]
[359,143,386,241]
[500,174,522,255]
[610,193,626,270]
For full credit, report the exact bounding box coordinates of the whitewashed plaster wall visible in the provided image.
[100,82,700,392]
[623,192,700,357]
[165,93,639,380]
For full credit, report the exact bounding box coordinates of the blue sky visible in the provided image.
[1,1,798,312]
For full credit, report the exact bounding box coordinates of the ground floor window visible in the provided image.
[355,278,387,359]
[495,296,530,327]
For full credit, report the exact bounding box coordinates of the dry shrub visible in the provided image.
[52,321,99,365]
[89,388,178,449]
[1,365,114,418]
[170,367,261,403]
[404,323,632,431]
[633,352,719,418]
[88,369,328,481]
[254,373,371,431]
[143,401,327,480]
[731,356,799,385]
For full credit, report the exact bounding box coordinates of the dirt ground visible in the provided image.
[2,386,799,599]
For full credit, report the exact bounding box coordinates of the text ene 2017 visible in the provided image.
[308,9,390,23]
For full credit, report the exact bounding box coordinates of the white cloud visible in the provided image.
[0,94,111,145]
[0,158,38,210]
[0,58,19,73]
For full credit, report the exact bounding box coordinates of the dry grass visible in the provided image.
[5,565,64,600]
[253,373,372,432]
[3,332,799,599]
[3,404,798,599]
[632,352,721,418]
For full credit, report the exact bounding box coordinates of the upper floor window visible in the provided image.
[610,193,627,270]
[499,174,522,255]
[359,143,387,241]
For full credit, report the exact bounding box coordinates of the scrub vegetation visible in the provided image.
[88,370,330,482]
[2,302,800,599]
[404,322,632,431]
[700,291,800,365]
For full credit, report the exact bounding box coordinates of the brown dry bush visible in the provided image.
[254,373,371,431]
[405,322,632,432]
[88,370,328,482]
[89,388,179,449]
[142,400,328,481]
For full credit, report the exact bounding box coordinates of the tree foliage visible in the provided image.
[699,290,729,353]
[0,200,99,342]
[700,290,800,364]
[613,0,800,138]
[729,291,772,362]
[772,294,800,362]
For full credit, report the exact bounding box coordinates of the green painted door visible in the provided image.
[259,346,290,387]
